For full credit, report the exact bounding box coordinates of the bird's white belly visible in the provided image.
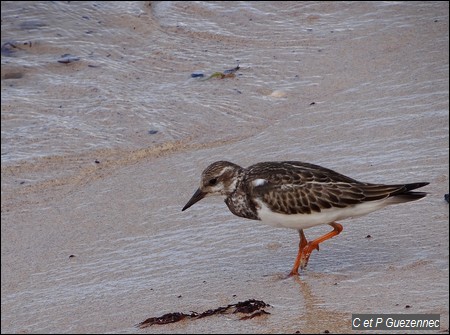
[255,199,389,229]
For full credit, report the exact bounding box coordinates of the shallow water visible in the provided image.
[1,1,449,334]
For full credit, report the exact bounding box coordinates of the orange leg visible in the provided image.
[300,222,343,270]
[289,229,308,276]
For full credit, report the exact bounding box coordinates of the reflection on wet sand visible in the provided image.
[293,276,351,333]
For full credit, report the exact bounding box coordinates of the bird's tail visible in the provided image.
[388,182,429,204]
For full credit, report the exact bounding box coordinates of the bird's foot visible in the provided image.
[300,242,320,269]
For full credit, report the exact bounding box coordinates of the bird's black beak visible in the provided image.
[182,188,206,211]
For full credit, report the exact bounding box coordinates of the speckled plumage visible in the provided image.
[182,160,429,275]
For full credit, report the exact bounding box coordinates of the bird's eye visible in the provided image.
[208,178,218,186]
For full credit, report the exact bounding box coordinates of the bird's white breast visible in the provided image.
[254,198,391,229]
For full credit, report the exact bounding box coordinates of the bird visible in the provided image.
[181,161,429,276]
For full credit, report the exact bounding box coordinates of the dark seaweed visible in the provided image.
[137,299,270,328]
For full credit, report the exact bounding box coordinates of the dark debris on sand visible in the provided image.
[137,299,271,328]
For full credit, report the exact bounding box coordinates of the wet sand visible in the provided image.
[2,134,448,334]
[1,1,449,334]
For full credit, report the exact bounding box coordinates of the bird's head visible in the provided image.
[182,161,242,211]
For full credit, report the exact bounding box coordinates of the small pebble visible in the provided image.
[3,72,24,79]
[269,90,287,98]
[191,72,204,78]
[58,54,80,64]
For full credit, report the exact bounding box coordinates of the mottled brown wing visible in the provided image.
[251,181,410,215]
[246,161,362,185]
[244,162,414,215]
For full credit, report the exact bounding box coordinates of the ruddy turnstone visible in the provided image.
[182,161,428,276]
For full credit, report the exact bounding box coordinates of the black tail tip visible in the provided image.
[405,182,429,191]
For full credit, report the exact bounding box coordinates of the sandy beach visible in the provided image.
[1,2,449,333]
